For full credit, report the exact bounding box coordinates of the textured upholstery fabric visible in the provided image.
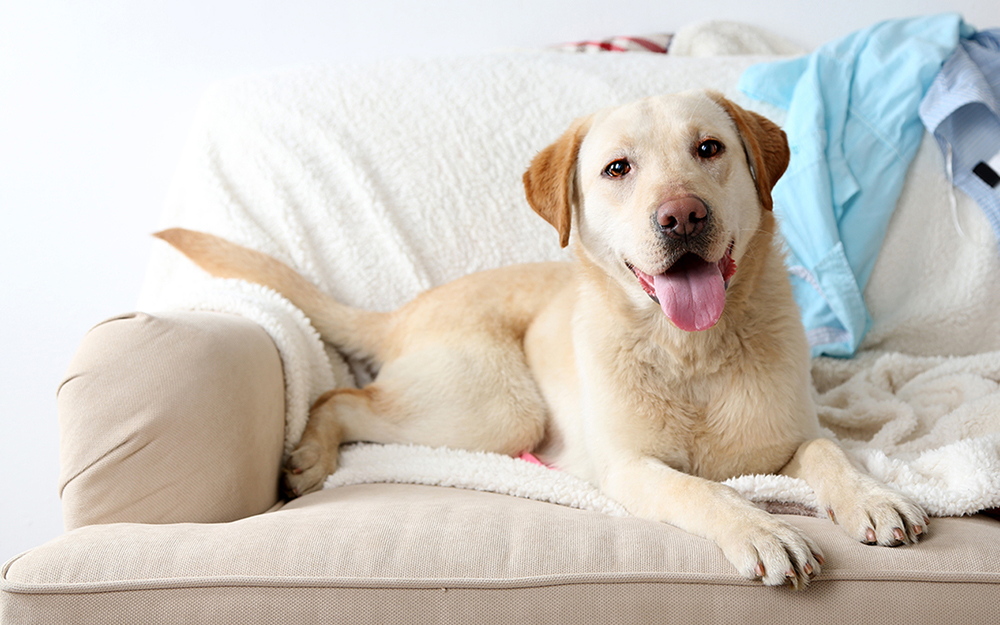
[4,484,1000,624]
[56,311,286,529]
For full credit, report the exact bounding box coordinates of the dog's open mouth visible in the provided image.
[626,243,736,332]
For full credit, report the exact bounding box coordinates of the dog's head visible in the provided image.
[523,90,789,332]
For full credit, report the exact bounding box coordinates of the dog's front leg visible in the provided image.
[782,438,929,546]
[602,457,823,589]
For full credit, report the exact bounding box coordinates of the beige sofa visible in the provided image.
[0,310,997,623]
[4,49,1000,623]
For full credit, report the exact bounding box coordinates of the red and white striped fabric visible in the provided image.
[552,33,672,54]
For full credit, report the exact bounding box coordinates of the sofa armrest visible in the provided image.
[57,311,286,529]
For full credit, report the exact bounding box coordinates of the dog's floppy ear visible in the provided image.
[708,92,789,211]
[523,116,591,248]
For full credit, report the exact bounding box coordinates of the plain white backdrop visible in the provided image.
[1,0,992,561]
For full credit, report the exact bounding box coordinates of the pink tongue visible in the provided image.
[653,258,725,331]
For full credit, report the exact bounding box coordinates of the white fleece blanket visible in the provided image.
[141,27,1000,517]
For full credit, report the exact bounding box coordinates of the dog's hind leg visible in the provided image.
[282,344,548,499]
[282,385,401,498]
[281,384,422,498]
[281,388,353,498]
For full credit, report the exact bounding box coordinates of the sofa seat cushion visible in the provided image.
[4,484,1000,624]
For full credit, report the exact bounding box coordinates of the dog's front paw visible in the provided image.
[717,508,824,590]
[281,438,337,499]
[826,477,929,546]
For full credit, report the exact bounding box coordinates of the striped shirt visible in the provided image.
[920,29,1000,244]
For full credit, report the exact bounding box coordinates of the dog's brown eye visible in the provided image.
[697,139,723,159]
[603,159,631,178]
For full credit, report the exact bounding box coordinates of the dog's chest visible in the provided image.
[633,358,806,482]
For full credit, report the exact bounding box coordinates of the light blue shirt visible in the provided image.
[739,14,971,357]
[920,29,1000,243]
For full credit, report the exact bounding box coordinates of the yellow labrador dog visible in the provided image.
[157,90,928,589]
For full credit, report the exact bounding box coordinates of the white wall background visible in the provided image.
[1,0,992,561]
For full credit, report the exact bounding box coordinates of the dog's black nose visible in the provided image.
[657,197,708,240]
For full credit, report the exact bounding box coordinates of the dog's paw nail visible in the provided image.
[865,528,877,544]
[827,508,837,523]
[914,524,924,536]
[814,553,825,566]
[804,562,814,576]
[754,562,766,578]
[892,527,906,542]
[784,569,796,579]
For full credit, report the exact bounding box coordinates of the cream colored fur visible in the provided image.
[156,90,927,589]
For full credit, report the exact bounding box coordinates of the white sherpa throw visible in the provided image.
[326,443,822,517]
[326,444,630,518]
[813,351,1000,517]
[141,28,1000,518]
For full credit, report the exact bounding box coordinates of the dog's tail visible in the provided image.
[153,228,389,360]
